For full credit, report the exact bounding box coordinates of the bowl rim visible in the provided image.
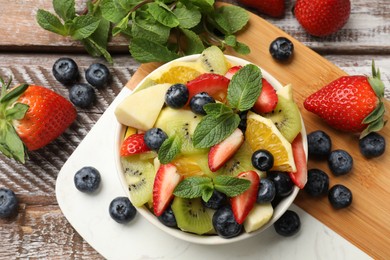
[114,54,306,245]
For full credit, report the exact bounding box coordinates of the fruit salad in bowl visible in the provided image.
[114,46,307,244]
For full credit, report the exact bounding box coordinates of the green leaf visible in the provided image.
[234,41,250,55]
[100,0,128,23]
[173,176,213,199]
[183,0,214,13]
[202,187,214,202]
[82,38,113,63]
[129,38,180,63]
[0,122,26,163]
[36,9,67,36]
[214,175,250,197]
[224,35,237,47]
[6,103,29,120]
[131,16,170,45]
[360,117,387,139]
[53,0,75,21]
[71,15,101,40]
[203,103,232,116]
[89,9,110,49]
[112,14,130,37]
[227,64,262,111]
[158,135,181,164]
[174,4,202,29]
[147,2,179,28]
[362,102,385,124]
[214,6,249,35]
[180,28,204,55]
[192,112,240,148]
[0,84,28,104]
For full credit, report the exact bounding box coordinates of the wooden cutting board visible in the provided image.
[124,4,390,259]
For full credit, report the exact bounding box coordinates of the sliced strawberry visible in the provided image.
[208,129,244,172]
[288,133,308,189]
[253,79,278,114]
[120,133,150,156]
[224,65,242,80]
[231,171,260,224]
[186,73,230,103]
[153,164,182,216]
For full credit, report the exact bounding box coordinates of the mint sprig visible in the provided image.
[158,135,181,164]
[36,0,250,63]
[173,175,250,202]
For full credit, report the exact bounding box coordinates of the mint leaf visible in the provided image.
[214,6,249,35]
[89,9,110,49]
[202,187,214,202]
[227,64,262,111]
[5,103,29,120]
[53,0,75,21]
[112,14,130,37]
[147,2,179,28]
[180,28,204,55]
[214,175,250,197]
[234,41,250,55]
[100,0,128,23]
[193,111,240,148]
[130,38,180,63]
[224,35,237,47]
[36,9,67,36]
[203,103,232,116]
[158,135,181,164]
[174,4,202,29]
[173,176,213,199]
[132,16,170,45]
[71,15,101,40]
[83,38,113,63]
[185,0,215,13]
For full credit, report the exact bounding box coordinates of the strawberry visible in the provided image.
[208,129,244,172]
[0,79,76,163]
[253,79,278,114]
[238,0,285,18]
[288,133,307,189]
[304,63,386,138]
[224,66,242,80]
[231,171,260,224]
[294,0,351,37]
[186,73,230,103]
[153,163,182,217]
[120,133,150,156]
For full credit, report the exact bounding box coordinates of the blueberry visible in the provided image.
[251,149,274,171]
[202,190,227,210]
[85,63,110,89]
[328,184,352,209]
[144,128,168,151]
[268,172,294,198]
[359,132,386,158]
[238,111,248,132]
[212,206,242,238]
[328,149,353,176]
[69,83,96,108]
[304,169,329,197]
[307,130,332,159]
[109,196,137,224]
[257,178,276,203]
[165,84,189,108]
[157,206,177,227]
[0,188,18,219]
[74,166,101,193]
[189,92,215,115]
[274,210,301,237]
[269,37,294,61]
[52,57,79,85]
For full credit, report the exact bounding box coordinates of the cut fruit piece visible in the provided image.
[121,155,156,207]
[186,73,230,103]
[154,107,207,155]
[289,133,308,189]
[171,197,214,235]
[198,46,230,75]
[246,111,297,172]
[153,164,182,216]
[115,83,171,131]
[231,171,260,224]
[208,129,244,172]
[221,141,254,176]
[253,79,278,114]
[123,126,137,139]
[172,153,213,177]
[263,84,302,143]
[243,203,273,233]
[154,65,203,84]
[224,65,242,80]
[120,133,150,157]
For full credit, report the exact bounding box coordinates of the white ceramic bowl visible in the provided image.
[114,54,307,245]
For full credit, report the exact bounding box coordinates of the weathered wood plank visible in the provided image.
[0,0,389,54]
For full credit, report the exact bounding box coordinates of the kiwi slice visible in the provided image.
[262,95,302,143]
[155,107,207,155]
[171,197,214,235]
[121,155,156,207]
[221,141,254,176]
[198,46,230,75]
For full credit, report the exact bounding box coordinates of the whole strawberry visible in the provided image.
[304,63,386,138]
[0,78,76,163]
[294,0,351,37]
[238,0,285,18]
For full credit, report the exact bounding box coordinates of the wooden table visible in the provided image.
[0,0,389,258]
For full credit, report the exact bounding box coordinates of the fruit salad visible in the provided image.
[114,46,307,240]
